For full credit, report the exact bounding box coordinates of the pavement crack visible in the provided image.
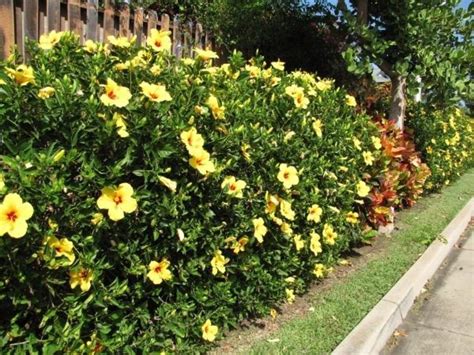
[406,320,474,339]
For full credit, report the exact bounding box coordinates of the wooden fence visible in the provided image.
[0,0,212,59]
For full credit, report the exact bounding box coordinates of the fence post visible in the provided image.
[119,4,130,38]
[172,16,181,58]
[147,10,158,35]
[0,0,14,59]
[195,23,203,50]
[47,0,61,32]
[134,7,144,45]
[68,0,82,40]
[86,0,98,41]
[103,0,115,41]
[24,0,39,42]
[161,13,170,31]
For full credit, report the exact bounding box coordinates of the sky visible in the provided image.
[324,0,471,8]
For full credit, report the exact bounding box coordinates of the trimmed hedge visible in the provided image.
[407,105,474,191]
[0,32,382,353]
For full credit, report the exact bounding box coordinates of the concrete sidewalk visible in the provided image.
[383,225,474,354]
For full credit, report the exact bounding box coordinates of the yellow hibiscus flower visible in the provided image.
[280,199,295,221]
[84,39,98,53]
[195,47,219,61]
[70,267,93,292]
[211,250,229,275]
[112,112,129,138]
[307,204,322,223]
[91,212,104,226]
[313,263,325,278]
[346,212,359,224]
[107,35,136,48]
[6,65,35,86]
[322,223,337,245]
[277,163,299,189]
[356,181,370,197]
[146,29,172,52]
[345,94,357,107]
[158,176,177,193]
[232,237,249,254]
[293,234,304,251]
[100,78,132,107]
[278,221,291,235]
[206,94,225,120]
[221,176,247,198]
[202,319,218,342]
[46,236,75,264]
[372,136,382,149]
[139,82,172,102]
[363,151,375,166]
[265,192,280,214]
[0,193,34,239]
[285,85,309,109]
[253,217,268,243]
[286,288,295,304]
[38,87,55,99]
[353,137,362,150]
[271,60,285,71]
[315,79,333,91]
[189,149,215,175]
[180,127,205,154]
[147,259,172,284]
[312,119,323,138]
[97,183,138,221]
[38,30,63,50]
[310,231,322,256]
[293,91,309,109]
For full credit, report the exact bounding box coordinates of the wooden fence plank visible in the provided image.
[172,16,181,57]
[195,22,203,49]
[103,0,114,40]
[68,0,81,37]
[86,0,98,41]
[39,0,46,35]
[47,0,60,32]
[161,13,170,31]
[0,0,15,59]
[14,0,23,57]
[147,10,158,35]
[24,0,39,42]
[119,4,130,37]
[134,7,143,45]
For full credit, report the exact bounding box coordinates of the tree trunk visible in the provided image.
[357,0,368,25]
[389,75,407,131]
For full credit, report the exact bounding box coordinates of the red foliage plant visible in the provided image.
[367,117,431,226]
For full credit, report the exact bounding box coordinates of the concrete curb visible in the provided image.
[333,197,474,355]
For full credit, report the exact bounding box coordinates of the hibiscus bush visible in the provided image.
[406,105,474,191]
[0,31,396,353]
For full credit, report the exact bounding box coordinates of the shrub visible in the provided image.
[362,118,431,226]
[407,104,474,191]
[0,32,390,353]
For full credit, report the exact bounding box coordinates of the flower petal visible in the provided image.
[8,219,28,238]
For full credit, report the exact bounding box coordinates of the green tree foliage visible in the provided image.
[338,0,473,129]
[123,0,357,87]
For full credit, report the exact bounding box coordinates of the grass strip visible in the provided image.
[247,169,474,354]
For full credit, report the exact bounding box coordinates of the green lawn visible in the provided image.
[240,170,474,354]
